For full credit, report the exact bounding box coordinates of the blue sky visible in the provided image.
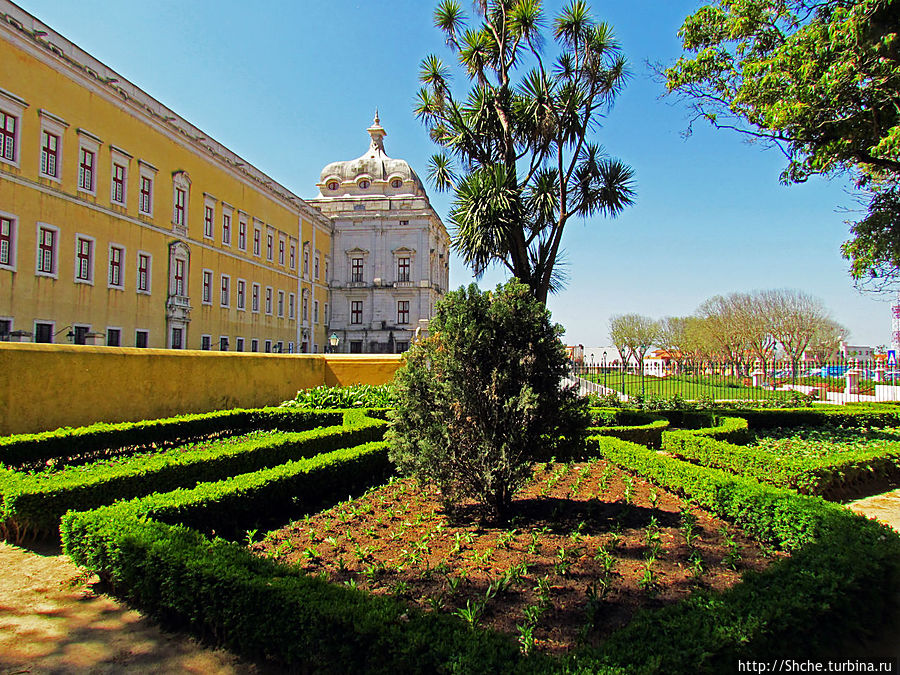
[15,0,892,346]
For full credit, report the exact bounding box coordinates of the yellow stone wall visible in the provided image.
[0,343,402,435]
[0,19,331,351]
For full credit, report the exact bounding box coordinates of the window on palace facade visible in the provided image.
[171,327,184,349]
[111,163,126,204]
[219,336,229,351]
[289,242,296,270]
[202,269,212,304]
[40,131,60,179]
[135,330,149,348]
[278,290,285,318]
[265,287,273,315]
[75,235,94,283]
[324,303,329,324]
[107,328,121,347]
[251,338,259,352]
[302,292,308,322]
[303,245,310,277]
[137,252,151,293]
[253,227,261,256]
[289,292,296,320]
[174,188,187,227]
[236,337,244,352]
[279,238,285,266]
[203,204,214,238]
[0,215,16,271]
[222,210,232,245]
[36,224,58,277]
[201,334,211,350]
[236,279,246,310]
[351,257,364,283]
[108,245,124,289]
[350,300,363,324]
[0,110,18,164]
[220,274,230,307]
[78,146,95,193]
[238,218,247,250]
[174,258,186,297]
[397,257,410,282]
[266,233,273,261]
[397,300,410,324]
[252,283,260,313]
[313,300,319,324]
[139,175,153,215]
[314,251,320,280]
[265,339,272,353]
[172,172,191,230]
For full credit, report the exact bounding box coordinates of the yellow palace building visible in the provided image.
[0,1,331,353]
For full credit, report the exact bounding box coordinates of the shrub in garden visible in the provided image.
[387,281,588,521]
[280,383,397,409]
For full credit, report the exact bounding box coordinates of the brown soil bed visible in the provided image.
[252,459,784,655]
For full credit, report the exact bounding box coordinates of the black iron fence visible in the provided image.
[567,360,900,403]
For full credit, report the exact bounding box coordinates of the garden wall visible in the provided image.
[0,343,401,435]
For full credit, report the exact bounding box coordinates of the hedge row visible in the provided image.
[1,417,386,540]
[0,408,350,467]
[61,440,554,675]
[576,435,900,672]
[660,427,900,497]
[728,406,900,429]
[58,418,900,672]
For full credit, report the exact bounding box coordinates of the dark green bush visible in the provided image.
[388,281,588,520]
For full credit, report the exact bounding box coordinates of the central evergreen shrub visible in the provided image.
[386,281,588,521]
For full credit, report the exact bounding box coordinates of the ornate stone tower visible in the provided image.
[309,114,450,353]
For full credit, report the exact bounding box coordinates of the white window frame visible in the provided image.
[219,335,230,351]
[0,211,17,272]
[222,204,233,246]
[108,243,125,290]
[76,129,101,195]
[265,286,273,315]
[313,299,319,324]
[289,292,296,320]
[279,237,285,265]
[236,278,246,311]
[106,326,122,347]
[238,215,248,251]
[38,110,67,182]
[109,145,131,206]
[201,268,213,305]
[277,289,285,318]
[251,338,259,353]
[251,282,260,313]
[203,195,215,239]
[74,233,95,285]
[253,224,262,256]
[220,273,230,307]
[138,160,156,217]
[235,336,245,352]
[314,251,320,280]
[0,88,27,168]
[266,232,274,261]
[35,222,59,278]
[201,334,212,351]
[136,251,152,294]
[289,241,296,270]
[135,329,149,348]
[324,302,329,325]
[172,171,191,231]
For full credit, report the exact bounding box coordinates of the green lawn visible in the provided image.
[584,371,793,401]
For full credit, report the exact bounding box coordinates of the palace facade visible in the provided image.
[0,1,447,354]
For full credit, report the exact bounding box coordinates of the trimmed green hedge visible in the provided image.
[1,416,387,540]
[61,439,556,675]
[57,410,900,672]
[728,407,900,430]
[0,408,348,468]
[575,435,900,672]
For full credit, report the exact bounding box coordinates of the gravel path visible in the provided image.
[0,542,262,674]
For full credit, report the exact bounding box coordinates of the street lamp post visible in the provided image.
[602,350,607,393]
[328,332,340,354]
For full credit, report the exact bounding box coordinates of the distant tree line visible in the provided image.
[608,289,848,374]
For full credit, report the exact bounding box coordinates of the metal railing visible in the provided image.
[567,360,900,404]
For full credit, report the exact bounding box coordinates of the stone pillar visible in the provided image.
[845,368,863,395]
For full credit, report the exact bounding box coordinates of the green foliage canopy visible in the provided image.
[416,0,636,303]
[665,0,900,288]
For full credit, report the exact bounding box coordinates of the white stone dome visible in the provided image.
[317,113,426,198]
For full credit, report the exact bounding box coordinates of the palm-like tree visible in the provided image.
[416,0,636,303]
